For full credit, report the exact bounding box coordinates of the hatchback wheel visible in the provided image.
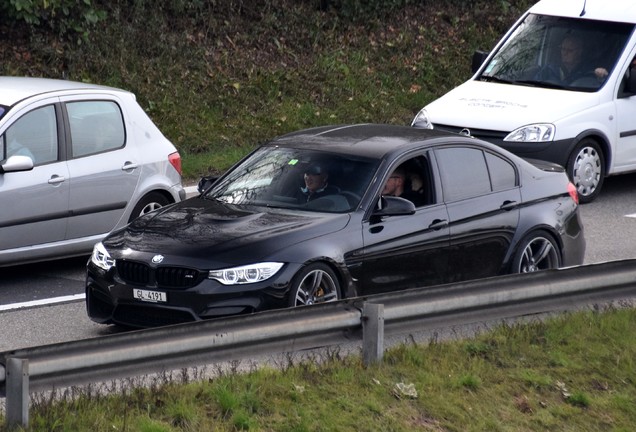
[289,263,340,307]
[512,232,561,273]
[129,192,171,222]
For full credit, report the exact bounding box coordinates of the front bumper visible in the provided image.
[85,260,302,328]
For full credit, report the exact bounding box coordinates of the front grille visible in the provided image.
[116,260,150,285]
[116,259,204,289]
[435,124,507,141]
[156,266,202,288]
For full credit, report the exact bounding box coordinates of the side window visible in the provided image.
[436,147,490,202]
[4,105,58,165]
[382,154,433,207]
[67,101,125,158]
[485,151,517,191]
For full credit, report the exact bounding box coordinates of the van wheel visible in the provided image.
[129,192,170,222]
[567,138,604,204]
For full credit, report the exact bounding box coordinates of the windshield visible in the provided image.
[0,105,6,121]
[479,14,634,92]
[204,146,379,213]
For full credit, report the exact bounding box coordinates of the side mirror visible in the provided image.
[373,196,416,218]
[197,175,218,194]
[472,50,489,73]
[0,155,34,174]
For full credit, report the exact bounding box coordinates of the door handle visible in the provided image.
[122,161,139,171]
[48,175,66,185]
[500,200,518,211]
[429,219,448,230]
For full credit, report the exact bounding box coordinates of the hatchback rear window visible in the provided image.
[67,101,126,157]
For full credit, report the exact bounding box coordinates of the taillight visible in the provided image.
[567,182,579,205]
[168,151,182,176]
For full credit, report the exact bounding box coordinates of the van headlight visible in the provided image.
[411,108,434,129]
[504,124,555,142]
[91,242,115,271]
[209,262,284,285]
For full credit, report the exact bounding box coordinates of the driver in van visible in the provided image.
[539,34,605,84]
[558,35,586,82]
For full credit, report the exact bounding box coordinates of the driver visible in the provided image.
[558,35,585,83]
[538,34,604,84]
[296,163,339,202]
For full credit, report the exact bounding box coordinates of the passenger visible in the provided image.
[382,166,424,205]
[296,163,339,202]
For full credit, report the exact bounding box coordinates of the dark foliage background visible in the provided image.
[0,0,533,178]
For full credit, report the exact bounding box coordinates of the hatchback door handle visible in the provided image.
[500,200,518,211]
[48,175,66,185]
[122,161,139,171]
[429,219,448,230]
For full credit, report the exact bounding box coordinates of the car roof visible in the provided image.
[530,0,636,23]
[270,123,477,159]
[0,76,129,106]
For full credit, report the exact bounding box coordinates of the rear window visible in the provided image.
[67,100,126,158]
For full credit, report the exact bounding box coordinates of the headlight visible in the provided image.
[411,108,433,129]
[208,262,284,285]
[91,242,115,271]
[504,124,555,142]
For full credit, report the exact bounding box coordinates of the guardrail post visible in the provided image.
[6,357,29,429]
[362,302,384,366]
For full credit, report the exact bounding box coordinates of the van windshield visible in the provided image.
[479,14,634,92]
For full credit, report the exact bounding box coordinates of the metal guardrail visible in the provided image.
[2,259,636,428]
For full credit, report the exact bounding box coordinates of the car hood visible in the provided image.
[425,80,600,132]
[105,197,351,265]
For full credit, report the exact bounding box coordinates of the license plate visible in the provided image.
[133,288,167,303]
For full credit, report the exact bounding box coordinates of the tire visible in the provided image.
[511,231,561,273]
[128,191,171,223]
[288,263,341,307]
[567,138,605,204]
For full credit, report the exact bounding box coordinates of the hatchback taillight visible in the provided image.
[567,182,579,205]
[169,151,182,176]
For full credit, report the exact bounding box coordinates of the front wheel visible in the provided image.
[512,232,561,273]
[567,139,604,204]
[288,263,341,307]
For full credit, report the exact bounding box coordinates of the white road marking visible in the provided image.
[0,294,86,312]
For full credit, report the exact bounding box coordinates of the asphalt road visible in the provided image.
[1,173,636,351]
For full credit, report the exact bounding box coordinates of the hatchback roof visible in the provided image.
[0,76,128,107]
[271,123,471,159]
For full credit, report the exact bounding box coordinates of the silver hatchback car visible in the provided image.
[0,77,185,266]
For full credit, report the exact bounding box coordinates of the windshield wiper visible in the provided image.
[478,75,514,84]
[514,80,567,90]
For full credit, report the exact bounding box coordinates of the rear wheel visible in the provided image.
[567,138,604,203]
[129,192,171,223]
[289,263,341,307]
[512,231,561,273]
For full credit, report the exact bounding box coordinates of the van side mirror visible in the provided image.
[472,50,489,73]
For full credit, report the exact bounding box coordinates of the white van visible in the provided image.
[412,0,636,203]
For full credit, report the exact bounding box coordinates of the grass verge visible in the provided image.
[4,306,636,431]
